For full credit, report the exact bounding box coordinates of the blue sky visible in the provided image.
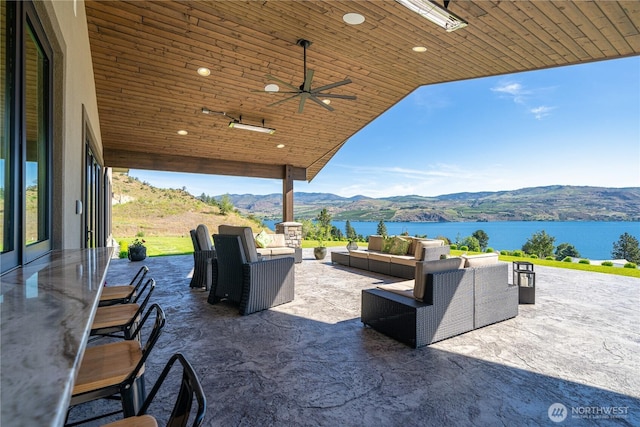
[130,56,639,198]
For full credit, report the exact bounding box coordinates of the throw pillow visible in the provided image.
[388,236,410,255]
[255,230,271,248]
[381,237,393,253]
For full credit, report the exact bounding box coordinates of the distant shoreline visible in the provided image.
[264,219,640,261]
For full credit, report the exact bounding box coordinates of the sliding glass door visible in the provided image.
[1,0,52,273]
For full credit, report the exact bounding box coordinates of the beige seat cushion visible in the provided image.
[349,250,369,259]
[389,255,416,267]
[256,248,272,257]
[413,257,464,301]
[462,252,499,267]
[368,235,384,252]
[368,252,392,262]
[268,234,287,247]
[378,280,414,298]
[268,247,295,256]
[412,239,429,260]
[422,239,445,247]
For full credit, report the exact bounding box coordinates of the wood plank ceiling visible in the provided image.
[85,0,640,182]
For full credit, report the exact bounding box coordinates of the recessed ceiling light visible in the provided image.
[322,99,331,105]
[177,130,188,135]
[276,144,285,149]
[197,67,211,77]
[343,13,365,25]
[265,83,280,92]
[412,46,428,52]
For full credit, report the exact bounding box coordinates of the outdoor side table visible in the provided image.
[513,261,535,304]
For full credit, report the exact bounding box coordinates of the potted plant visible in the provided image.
[314,238,327,260]
[313,227,328,260]
[128,238,147,261]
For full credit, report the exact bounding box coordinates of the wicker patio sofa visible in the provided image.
[332,235,451,279]
[361,254,518,347]
[253,231,302,263]
[208,225,295,315]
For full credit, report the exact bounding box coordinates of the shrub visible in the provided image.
[562,256,573,262]
[485,247,494,253]
[511,250,524,257]
[459,245,469,251]
[500,250,509,255]
[601,261,614,267]
[578,259,590,264]
[435,235,450,244]
[136,231,145,237]
[118,240,129,259]
[461,236,480,252]
[529,254,538,259]
[450,244,458,250]
[545,256,555,260]
[623,262,637,269]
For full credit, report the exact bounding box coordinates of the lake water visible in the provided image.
[264,220,640,260]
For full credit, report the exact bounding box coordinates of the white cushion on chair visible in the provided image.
[218,225,259,263]
[196,224,212,251]
[461,252,499,267]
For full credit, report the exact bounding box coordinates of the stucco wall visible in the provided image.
[35,0,103,249]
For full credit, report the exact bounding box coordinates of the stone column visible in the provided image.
[276,222,303,248]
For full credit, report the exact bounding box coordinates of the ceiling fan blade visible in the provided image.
[298,93,310,113]
[252,90,301,94]
[266,74,301,92]
[315,93,357,100]
[311,79,352,93]
[309,95,334,112]
[302,69,314,92]
[267,93,300,108]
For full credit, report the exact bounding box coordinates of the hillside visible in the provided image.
[111,173,262,238]
[220,186,640,222]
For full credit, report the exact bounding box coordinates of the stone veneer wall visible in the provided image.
[276,222,303,248]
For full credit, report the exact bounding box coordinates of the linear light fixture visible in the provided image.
[202,107,275,135]
[395,0,468,32]
[228,120,275,135]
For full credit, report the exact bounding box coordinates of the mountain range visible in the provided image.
[218,186,640,222]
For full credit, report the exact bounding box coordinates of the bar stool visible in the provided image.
[91,278,156,341]
[65,304,166,426]
[100,265,149,307]
[100,353,207,427]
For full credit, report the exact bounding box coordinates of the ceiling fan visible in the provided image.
[260,39,356,113]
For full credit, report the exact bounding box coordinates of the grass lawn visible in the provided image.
[115,237,639,278]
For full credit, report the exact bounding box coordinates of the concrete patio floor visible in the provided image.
[69,249,640,426]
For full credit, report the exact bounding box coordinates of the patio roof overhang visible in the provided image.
[85,1,640,190]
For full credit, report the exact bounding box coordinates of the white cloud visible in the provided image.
[491,82,529,104]
[530,105,556,120]
[492,80,556,119]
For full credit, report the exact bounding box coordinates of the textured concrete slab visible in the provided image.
[69,249,640,426]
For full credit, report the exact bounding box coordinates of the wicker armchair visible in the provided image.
[208,226,294,315]
[189,224,216,290]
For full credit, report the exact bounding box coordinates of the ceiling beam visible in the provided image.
[104,149,307,181]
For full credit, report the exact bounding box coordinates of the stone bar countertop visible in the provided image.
[1,248,112,427]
